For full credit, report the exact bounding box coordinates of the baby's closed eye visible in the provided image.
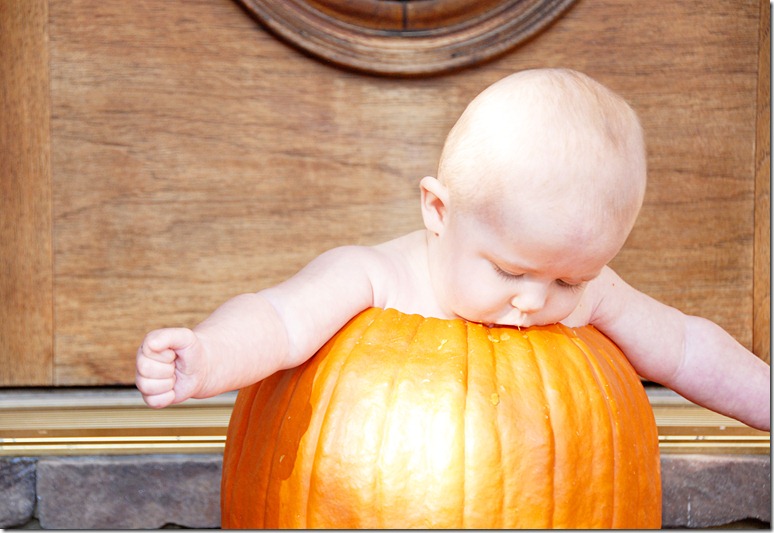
[556,279,587,293]
[491,262,523,281]
[491,262,586,293]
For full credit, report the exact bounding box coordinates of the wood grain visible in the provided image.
[753,0,770,364]
[0,0,54,385]
[1,0,764,385]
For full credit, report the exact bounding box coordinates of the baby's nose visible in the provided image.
[511,284,548,314]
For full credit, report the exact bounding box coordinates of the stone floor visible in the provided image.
[0,453,770,529]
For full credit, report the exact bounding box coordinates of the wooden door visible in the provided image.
[1,0,770,386]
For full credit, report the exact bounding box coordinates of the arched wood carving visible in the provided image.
[234,0,578,77]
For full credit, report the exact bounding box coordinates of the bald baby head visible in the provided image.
[436,68,647,244]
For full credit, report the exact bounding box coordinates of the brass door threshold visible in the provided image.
[0,387,768,456]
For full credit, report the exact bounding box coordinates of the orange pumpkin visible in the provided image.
[221,308,661,529]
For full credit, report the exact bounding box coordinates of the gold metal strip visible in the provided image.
[0,389,768,456]
[0,437,768,456]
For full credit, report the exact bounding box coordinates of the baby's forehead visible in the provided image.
[459,196,630,273]
[454,161,639,248]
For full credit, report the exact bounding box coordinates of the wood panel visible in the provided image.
[753,0,771,364]
[1,0,766,385]
[0,0,54,385]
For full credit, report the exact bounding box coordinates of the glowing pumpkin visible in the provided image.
[221,308,661,528]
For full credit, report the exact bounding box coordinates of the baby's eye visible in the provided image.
[492,263,523,281]
[556,279,586,293]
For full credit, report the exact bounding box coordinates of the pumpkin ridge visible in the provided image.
[538,326,581,527]
[489,327,553,527]
[485,323,506,529]
[461,319,507,528]
[522,329,556,528]
[588,328,641,527]
[575,326,661,528]
[564,325,619,527]
[241,372,296,527]
[242,368,304,527]
[305,308,383,528]
[220,380,261,526]
[371,311,403,527]
[591,330,643,525]
[574,328,627,527]
[577,328,627,526]
[360,309,418,528]
[461,320,469,528]
[264,362,311,527]
[260,339,343,528]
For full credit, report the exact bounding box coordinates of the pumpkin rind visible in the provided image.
[221,308,661,528]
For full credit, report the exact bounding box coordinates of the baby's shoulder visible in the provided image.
[313,230,433,313]
[307,231,424,285]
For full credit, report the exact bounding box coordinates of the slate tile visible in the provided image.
[36,455,221,529]
[661,454,771,528]
[0,458,37,528]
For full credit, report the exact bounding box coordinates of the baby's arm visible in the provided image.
[136,246,386,408]
[583,267,770,431]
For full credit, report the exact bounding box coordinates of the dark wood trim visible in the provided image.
[234,0,578,76]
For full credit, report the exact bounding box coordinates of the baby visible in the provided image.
[136,68,770,431]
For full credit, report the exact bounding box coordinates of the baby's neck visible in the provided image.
[371,230,452,320]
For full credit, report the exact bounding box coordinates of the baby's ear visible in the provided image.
[419,176,449,235]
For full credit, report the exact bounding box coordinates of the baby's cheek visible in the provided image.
[464,289,510,321]
[550,293,586,325]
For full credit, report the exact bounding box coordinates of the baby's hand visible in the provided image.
[135,328,207,408]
